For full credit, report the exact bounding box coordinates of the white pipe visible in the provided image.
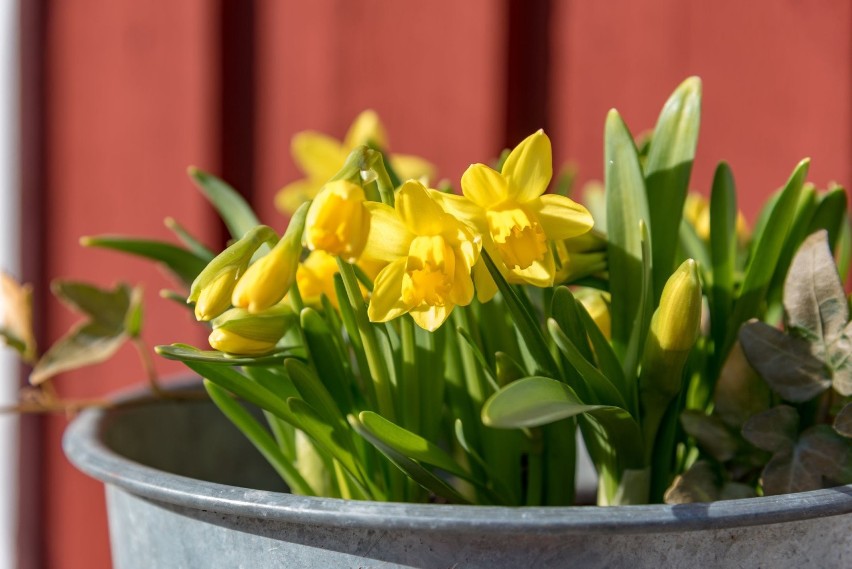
[0,0,21,567]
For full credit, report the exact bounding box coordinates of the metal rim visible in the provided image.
[62,382,852,535]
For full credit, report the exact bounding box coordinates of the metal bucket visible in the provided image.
[63,382,852,568]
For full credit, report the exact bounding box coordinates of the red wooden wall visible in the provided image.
[23,1,850,567]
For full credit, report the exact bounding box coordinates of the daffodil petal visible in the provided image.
[291,131,348,181]
[502,130,552,203]
[429,190,485,231]
[367,258,410,323]
[362,202,414,262]
[410,304,452,332]
[275,179,321,215]
[509,249,555,288]
[449,256,475,306]
[530,194,595,240]
[344,110,389,150]
[396,181,446,236]
[391,154,437,184]
[461,163,509,208]
[472,259,497,303]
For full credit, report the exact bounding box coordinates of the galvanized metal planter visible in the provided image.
[64,382,852,568]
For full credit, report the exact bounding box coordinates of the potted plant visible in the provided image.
[6,77,852,567]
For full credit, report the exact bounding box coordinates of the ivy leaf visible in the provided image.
[30,282,142,385]
[741,405,799,454]
[0,272,36,364]
[713,341,771,429]
[739,320,831,402]
[664,461,719,504]
[834,402,852,438]
[680,410,739,462]
[784,230,848,349]
[761,425,852,495]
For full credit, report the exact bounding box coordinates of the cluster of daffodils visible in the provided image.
[3,78,847,506]
[191,130,597,354]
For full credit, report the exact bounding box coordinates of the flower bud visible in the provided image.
[189,225,277,321]
[577,290,611,340]
[208,304,294,355]
[651,259,702,353]
[232,202,309,313]
[305,180,370,262]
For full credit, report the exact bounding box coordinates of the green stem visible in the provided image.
[336,259,396,422]
[525,428,544,506]
[399,315,419,434]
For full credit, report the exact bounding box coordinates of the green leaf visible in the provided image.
[482,376,642,467]
[605,109,652,363]
[358,411,469,480]
[834,402,852,438]
[180,360,299,425]
[480,251,559,378]
[300,308,355,415]
[284,358,347,431]
[741,404,799,454]
[163,217,215,261]
[81,236,207,288]
[739,320,830,402]
[203,379,315,495]
[188,167,261,239]
[727,159,810,351]
[645,76,702,299]
[761,425,852,495]
[30,283,142,385]
[807,186,848,253]
[156,343,304,366]
[348,414,469,504]
[547,319,628,409]
[287,398,375,498]
[709,162,738,354]
[679,410,739,462]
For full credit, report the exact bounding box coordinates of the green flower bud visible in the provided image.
[208,304,295,355]
[189,224,278,321]
[232,202,310,313]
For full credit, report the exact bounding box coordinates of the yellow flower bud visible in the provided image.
[208,304,294,355]
[232,202,309,313]
[577,291,611,340]
[652,259,702,353]
[305,180,369,262]
[194,268,239,321]
[188,225,277,321]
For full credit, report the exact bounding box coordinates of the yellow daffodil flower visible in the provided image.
[297,250,384,308]
[363,180,480,331]
[432,130,594,288]
[232,203,309,313]
[208,304,294,355]
[305,180,370,262]
[275,110,436,214]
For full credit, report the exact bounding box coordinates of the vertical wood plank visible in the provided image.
[254,0,508,221]
[550,0,851,219]
[41,1,219,567]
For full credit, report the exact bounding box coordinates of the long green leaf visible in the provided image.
[709,162,737,355]
[349,414,470,504]
[81,236,207,287]
[482,376,643,468]
[808,185,848,253]
[300,308,355,415]
[645,76,702,299]
[605,109,652,361]
[727,159,810,352]
[189,167,261,239]
[203,379,315,495]
[156,343,304,366]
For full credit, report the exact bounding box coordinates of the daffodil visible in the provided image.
[304,180,370,262]
[188,225,277,321]
[232,203,309,313]
[275,110,436,214]
[433,130,594,288]
[297,250,384,308]
[363,180,480,331]
[208,304,294,355]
